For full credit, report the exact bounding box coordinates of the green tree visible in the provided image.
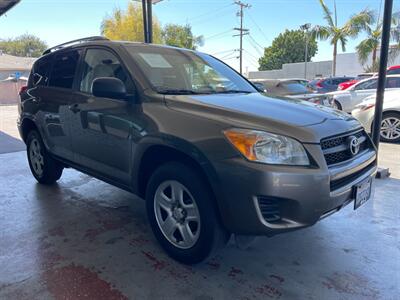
[312,0,374,75]
[258,29,318,71]
[162,24,203,50]
[356,11,400,70]
[101,2,162,43]
[0,34,47,57]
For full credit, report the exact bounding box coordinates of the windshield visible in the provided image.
[125,46,256,94]
[280,82,309,94]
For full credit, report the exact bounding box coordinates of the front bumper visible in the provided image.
[213,144,377,236]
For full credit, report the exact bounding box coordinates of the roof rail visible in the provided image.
[42,36,109,55]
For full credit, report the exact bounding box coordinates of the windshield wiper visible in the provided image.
[212,90,253,94]
[156,88,208,95]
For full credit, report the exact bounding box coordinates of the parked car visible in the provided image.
[19,37,377,264]
[352,90,400,143]
[252,79,332,106]
[337,73,376,91]
[387,65,400,75]
[308,76,354,93]
[251,81,267,92]
[327,75,400,112]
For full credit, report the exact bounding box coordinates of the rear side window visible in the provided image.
[79,48,133,94]
[386,77,400,88]
[29,57,52,87]
[48,50,80,89]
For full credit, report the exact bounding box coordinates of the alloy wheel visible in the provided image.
[154,180,201,249]
[381,117,400,141]
[29,138,44,176]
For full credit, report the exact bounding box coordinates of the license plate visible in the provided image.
[354,177,372,210]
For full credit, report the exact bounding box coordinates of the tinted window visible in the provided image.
[386,77,400,88]
[29,57,52,87]
[48,50,80,89]
[79,48,133,94]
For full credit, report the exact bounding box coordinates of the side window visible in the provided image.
[29,57,52,87]
[354,79,377,90]
[48,50,80,89]
[385,77,400,88]
[79,48,133,94]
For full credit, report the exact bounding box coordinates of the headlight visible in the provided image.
[223,128,310,166]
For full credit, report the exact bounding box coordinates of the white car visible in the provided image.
[352,90,400,143]
[328,75,400,113]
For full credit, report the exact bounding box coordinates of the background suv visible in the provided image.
[19,37,377,264]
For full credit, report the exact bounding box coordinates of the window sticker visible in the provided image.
[138,53,172,68]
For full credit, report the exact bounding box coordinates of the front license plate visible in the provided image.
[354,177,372,210]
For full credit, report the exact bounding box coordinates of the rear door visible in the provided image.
[37,49,81,161]
[350,78,378,108]
[68,47,136,184]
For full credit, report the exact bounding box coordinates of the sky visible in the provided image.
[0,0,397,72]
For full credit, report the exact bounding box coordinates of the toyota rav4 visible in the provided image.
[18,37,377,264]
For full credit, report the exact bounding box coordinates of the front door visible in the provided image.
[68,47,137,184]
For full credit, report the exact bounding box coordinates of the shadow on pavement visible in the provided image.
[0,131,25,154]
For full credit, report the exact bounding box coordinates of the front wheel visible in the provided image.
[26,130,63,184]
[145,162,229,264]
[380,112,400,143]
[332,100,342,110]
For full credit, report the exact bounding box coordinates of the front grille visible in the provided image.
[257,197,281,223]
[330,162,375,191]
[321,130,372,166]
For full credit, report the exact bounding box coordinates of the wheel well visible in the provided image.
[20,119,37,142]
[137,145,213,200]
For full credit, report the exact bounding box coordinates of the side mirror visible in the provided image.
[92,77,127,99]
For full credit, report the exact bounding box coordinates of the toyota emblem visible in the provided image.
[349,136,360,156]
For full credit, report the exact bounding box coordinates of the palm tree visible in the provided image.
[356,12,400,70]
[313,0,374,76]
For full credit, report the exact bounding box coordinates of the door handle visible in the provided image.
[69,104,81,113]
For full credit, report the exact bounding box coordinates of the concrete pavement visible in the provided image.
[0,104,399,299]
[0,150,399,299]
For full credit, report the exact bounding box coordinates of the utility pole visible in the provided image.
[233,1,250,74]
[300,23,311,79]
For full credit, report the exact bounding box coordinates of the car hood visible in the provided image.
[164,92,361,142]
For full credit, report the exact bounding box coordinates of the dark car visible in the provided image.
[308,76,355,93]
[252,79,332,106]
[18,37,377,264]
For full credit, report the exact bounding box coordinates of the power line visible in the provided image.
[247,12,269,43]
[211,49,238,55]
[203,29,234,41]
[183,3,234,24]
[246,35,263,56]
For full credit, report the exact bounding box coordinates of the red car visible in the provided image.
[337,73,376,91]
[387,65,400,74]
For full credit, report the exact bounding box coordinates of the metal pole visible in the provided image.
[372,0,393,151]
[239,5,243,74]
[147,0,153,43]
[304,33,308,79]
[142,0,148,43]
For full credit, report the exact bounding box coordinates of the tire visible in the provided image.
[26,130,63,184]
[332,100,342,110]
[379,112,400,143]
[145,162,229,264]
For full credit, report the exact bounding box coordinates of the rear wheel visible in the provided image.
[145,162,229,264]
[380,112,400,143]
[26,130,63,184]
